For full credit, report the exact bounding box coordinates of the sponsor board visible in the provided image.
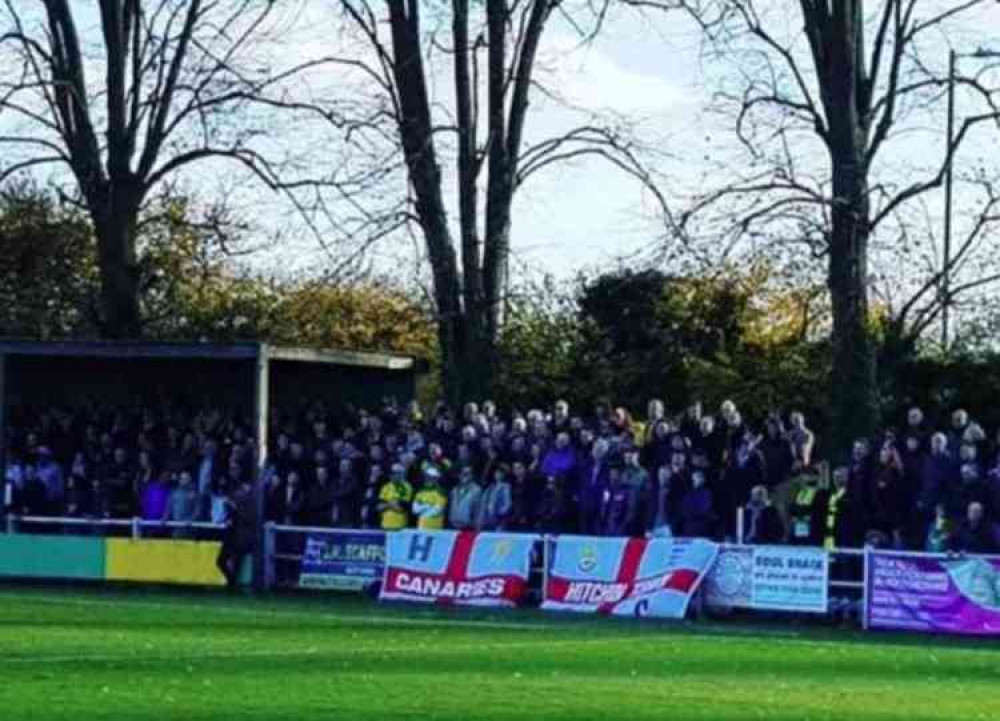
[706,545,829,614]
[865,551,1000,636]
[298,532,385,592]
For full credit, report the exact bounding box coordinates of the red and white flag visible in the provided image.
[380,530,539,608]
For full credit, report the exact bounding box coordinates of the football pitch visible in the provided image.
[1,585,998,721]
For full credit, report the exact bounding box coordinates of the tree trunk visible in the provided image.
[827,156,878,458]
[95,209,142,338]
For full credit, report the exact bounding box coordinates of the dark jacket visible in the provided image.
[601,483,639,537]
[679,486,718,539]
[919,454,958,514]
[577,459,609,535]
[330,473,359,528]
[743,502,785,545]
[535,484,568,533]
[866,466,905,538]
[952,520,1000,555]
[305,482,335,526]
[719,452,765,536]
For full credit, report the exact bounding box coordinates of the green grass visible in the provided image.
[2,584,999,720]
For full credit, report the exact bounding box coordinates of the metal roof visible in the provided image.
[0,339,420,371]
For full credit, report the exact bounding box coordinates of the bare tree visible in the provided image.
[334,0,664,404]
[0,1,344,337]
[658,0,1000,453]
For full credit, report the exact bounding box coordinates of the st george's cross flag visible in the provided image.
[380,530,539,607]
[542,536,719,618]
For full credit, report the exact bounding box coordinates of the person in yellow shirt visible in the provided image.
[412,466,448,530]
[378,463,414,530]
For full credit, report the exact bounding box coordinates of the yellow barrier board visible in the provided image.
[105,538,226,586]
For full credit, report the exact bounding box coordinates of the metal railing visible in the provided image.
[4,513,226,538]
[6,516,998,626]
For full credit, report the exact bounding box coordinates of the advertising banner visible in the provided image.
[541,536,718,618]
[380,530,538,607]
[298,532,386,591]
[865,551,1000,636]
[706,545,829,614]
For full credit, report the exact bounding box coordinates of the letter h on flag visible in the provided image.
[408,534,435,563]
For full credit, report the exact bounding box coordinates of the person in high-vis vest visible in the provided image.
[378,463,414,531]
[825,467,865,550]
[412,466,448,530]
[787,465,828,546]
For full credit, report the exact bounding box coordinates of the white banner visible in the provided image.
[706,545,828,614]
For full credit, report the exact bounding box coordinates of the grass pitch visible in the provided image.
[1,584,998,721]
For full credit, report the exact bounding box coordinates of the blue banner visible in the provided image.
[299,531,386,591]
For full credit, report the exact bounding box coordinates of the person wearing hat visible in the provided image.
[476,463,512,531]
[412,466,448,530]
[378,463,414,530]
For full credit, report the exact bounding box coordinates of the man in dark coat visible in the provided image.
[953,502,1000,554]
[743,485,785,545]
[216,477,257,589]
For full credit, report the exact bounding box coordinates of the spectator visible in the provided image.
[952,502,999,554]
[905,407,929,450]
[273,471,306,527]
[139,473,171,523]
[825,467,865,550]
[535,475,568,533]
[679,469,717,539]
[102,447,134,518]
[955,464,987,520]
[305,466,335,526]
[788,466,828,546]
[578,439,610,535]
[693,415,724,470]
[162,470,201,537]
[642,399,666,445]
[646,465,681,538]
[207,477,231,526]
[866,445,904,547]
[985,463,1000,523]
[508,461,534,531]
[918,433,958,523]
[947,409,971,457]
[197,440,219,498]
[35,447,65,515]
[359,465,384,529]
[743,485,785,545]
[925,503,954,553]
[448,466,482,531]
[759,417,794,489]
[378,464,413,530]
[601,463,639,537]
[216,476,257,589]
[720,434,765,539]
[541,432,577,481]
[331,458,359,528]
[477,464,512,531]
[412,467,448,530]
[552,400,571,434]
[788,412,815,469]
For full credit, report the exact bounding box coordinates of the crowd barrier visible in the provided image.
[0,516,252,587]
[3,517,998,636]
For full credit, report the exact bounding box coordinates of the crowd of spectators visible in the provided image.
[4,398,1000,554]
